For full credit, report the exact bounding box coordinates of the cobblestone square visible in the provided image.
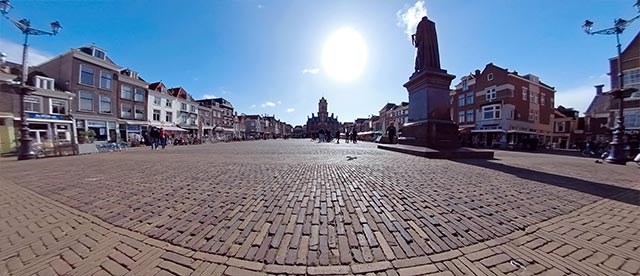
[1,140,639,275]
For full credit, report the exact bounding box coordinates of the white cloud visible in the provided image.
[396,1,427,40]
[556,75,608,114]
[302,68,320,74]
[251,104,256,109]
[0,38,53,66]
[286,108,295,113]
[257,4,264,9]
[277,101,282,104]
[261,101,276,108]
[201,94,217,99]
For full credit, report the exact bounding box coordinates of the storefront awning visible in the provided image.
[471,129,505,133]
[163,126,188,132]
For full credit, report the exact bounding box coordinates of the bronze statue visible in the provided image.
[412,16,441,74]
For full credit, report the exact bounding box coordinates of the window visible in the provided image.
[466,110,474,122]
[541,93,546,106]
[486,88,496,101]
[152,110,161,121]
[529,109,539,121]
[100,71,112,90]
[530,92,538,104]
[181,103,187,110]
[462,79,468,91]
[165,111,173,122]
[458,95,465,106]
[121,104,133,118]
[482,104,501,120]
[121,85,133,99]
[153,97,161,105]
[487,73,493,81]
[522,87,528,101]
[134,88,145,102]
[166,100,172,108]
[623,68,640,91]
[80,65,94,85]
[466,92,474,105]
[79,91,93,111]
[51,99,67,115]
[458,111,465,123]
[93,49,106,59]
[623,110,640,128]
[99,96,112,114]
[35,76,54,90]
[24,96,42,113]
[190,105,196,112]
[134,106,144,120]
[555,121,565,132]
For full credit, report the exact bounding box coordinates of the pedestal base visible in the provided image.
[398,120,460,149]
[378,143,494,159]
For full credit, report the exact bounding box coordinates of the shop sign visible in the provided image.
[87,120,107,128]
[127,125,141,131]
[27,113,62,120]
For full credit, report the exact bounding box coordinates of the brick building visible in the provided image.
[451,63,556,148]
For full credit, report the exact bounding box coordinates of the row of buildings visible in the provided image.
[328,32,640,150]
[0,45,292,155]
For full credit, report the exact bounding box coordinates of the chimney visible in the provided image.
[595,84,604,95]
[475,69,481,76]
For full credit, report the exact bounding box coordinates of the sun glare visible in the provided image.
[322,27,368,81]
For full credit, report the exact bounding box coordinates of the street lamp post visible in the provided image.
[582,0,640,165]
[1,0,62,160]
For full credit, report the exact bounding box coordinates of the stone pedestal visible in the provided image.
[399,69,459,149]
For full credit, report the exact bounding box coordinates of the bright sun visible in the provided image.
[322,27,368,81]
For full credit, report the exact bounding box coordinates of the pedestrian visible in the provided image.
[335,130,340,144]
[351,129,357,144]
[160,128,167,149]
[319,129,325,143]
[386,123,397,144]
[150,127,159,150]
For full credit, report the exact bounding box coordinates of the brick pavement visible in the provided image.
[0,140,638,275]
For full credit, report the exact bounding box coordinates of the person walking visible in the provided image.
[386,123,397,144]
[160,128,167,149]
[150,127,159,150]
[335,130,340,144]
[351,129,357,144]
[319,129,325,143]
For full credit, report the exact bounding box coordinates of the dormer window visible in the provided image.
[93,49,106,59]
[34,76,55,90]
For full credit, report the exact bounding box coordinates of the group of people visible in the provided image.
[312,129,358,144]
[148,127,167,150]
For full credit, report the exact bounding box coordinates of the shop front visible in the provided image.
[75,118,118,143]
[10,113,77,156]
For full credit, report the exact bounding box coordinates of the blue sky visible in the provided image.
[1,0,639,126]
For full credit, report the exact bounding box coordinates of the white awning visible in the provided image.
[163,126,188,132]
[471,129,505,133]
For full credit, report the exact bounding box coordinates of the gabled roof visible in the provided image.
[168,87,189,99]
[379,103,396,113]
[148,81,166,91]
[584,93,611,116]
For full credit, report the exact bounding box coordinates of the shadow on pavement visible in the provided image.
[454,159,640,207]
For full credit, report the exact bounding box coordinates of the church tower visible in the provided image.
[318,97,328,122]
